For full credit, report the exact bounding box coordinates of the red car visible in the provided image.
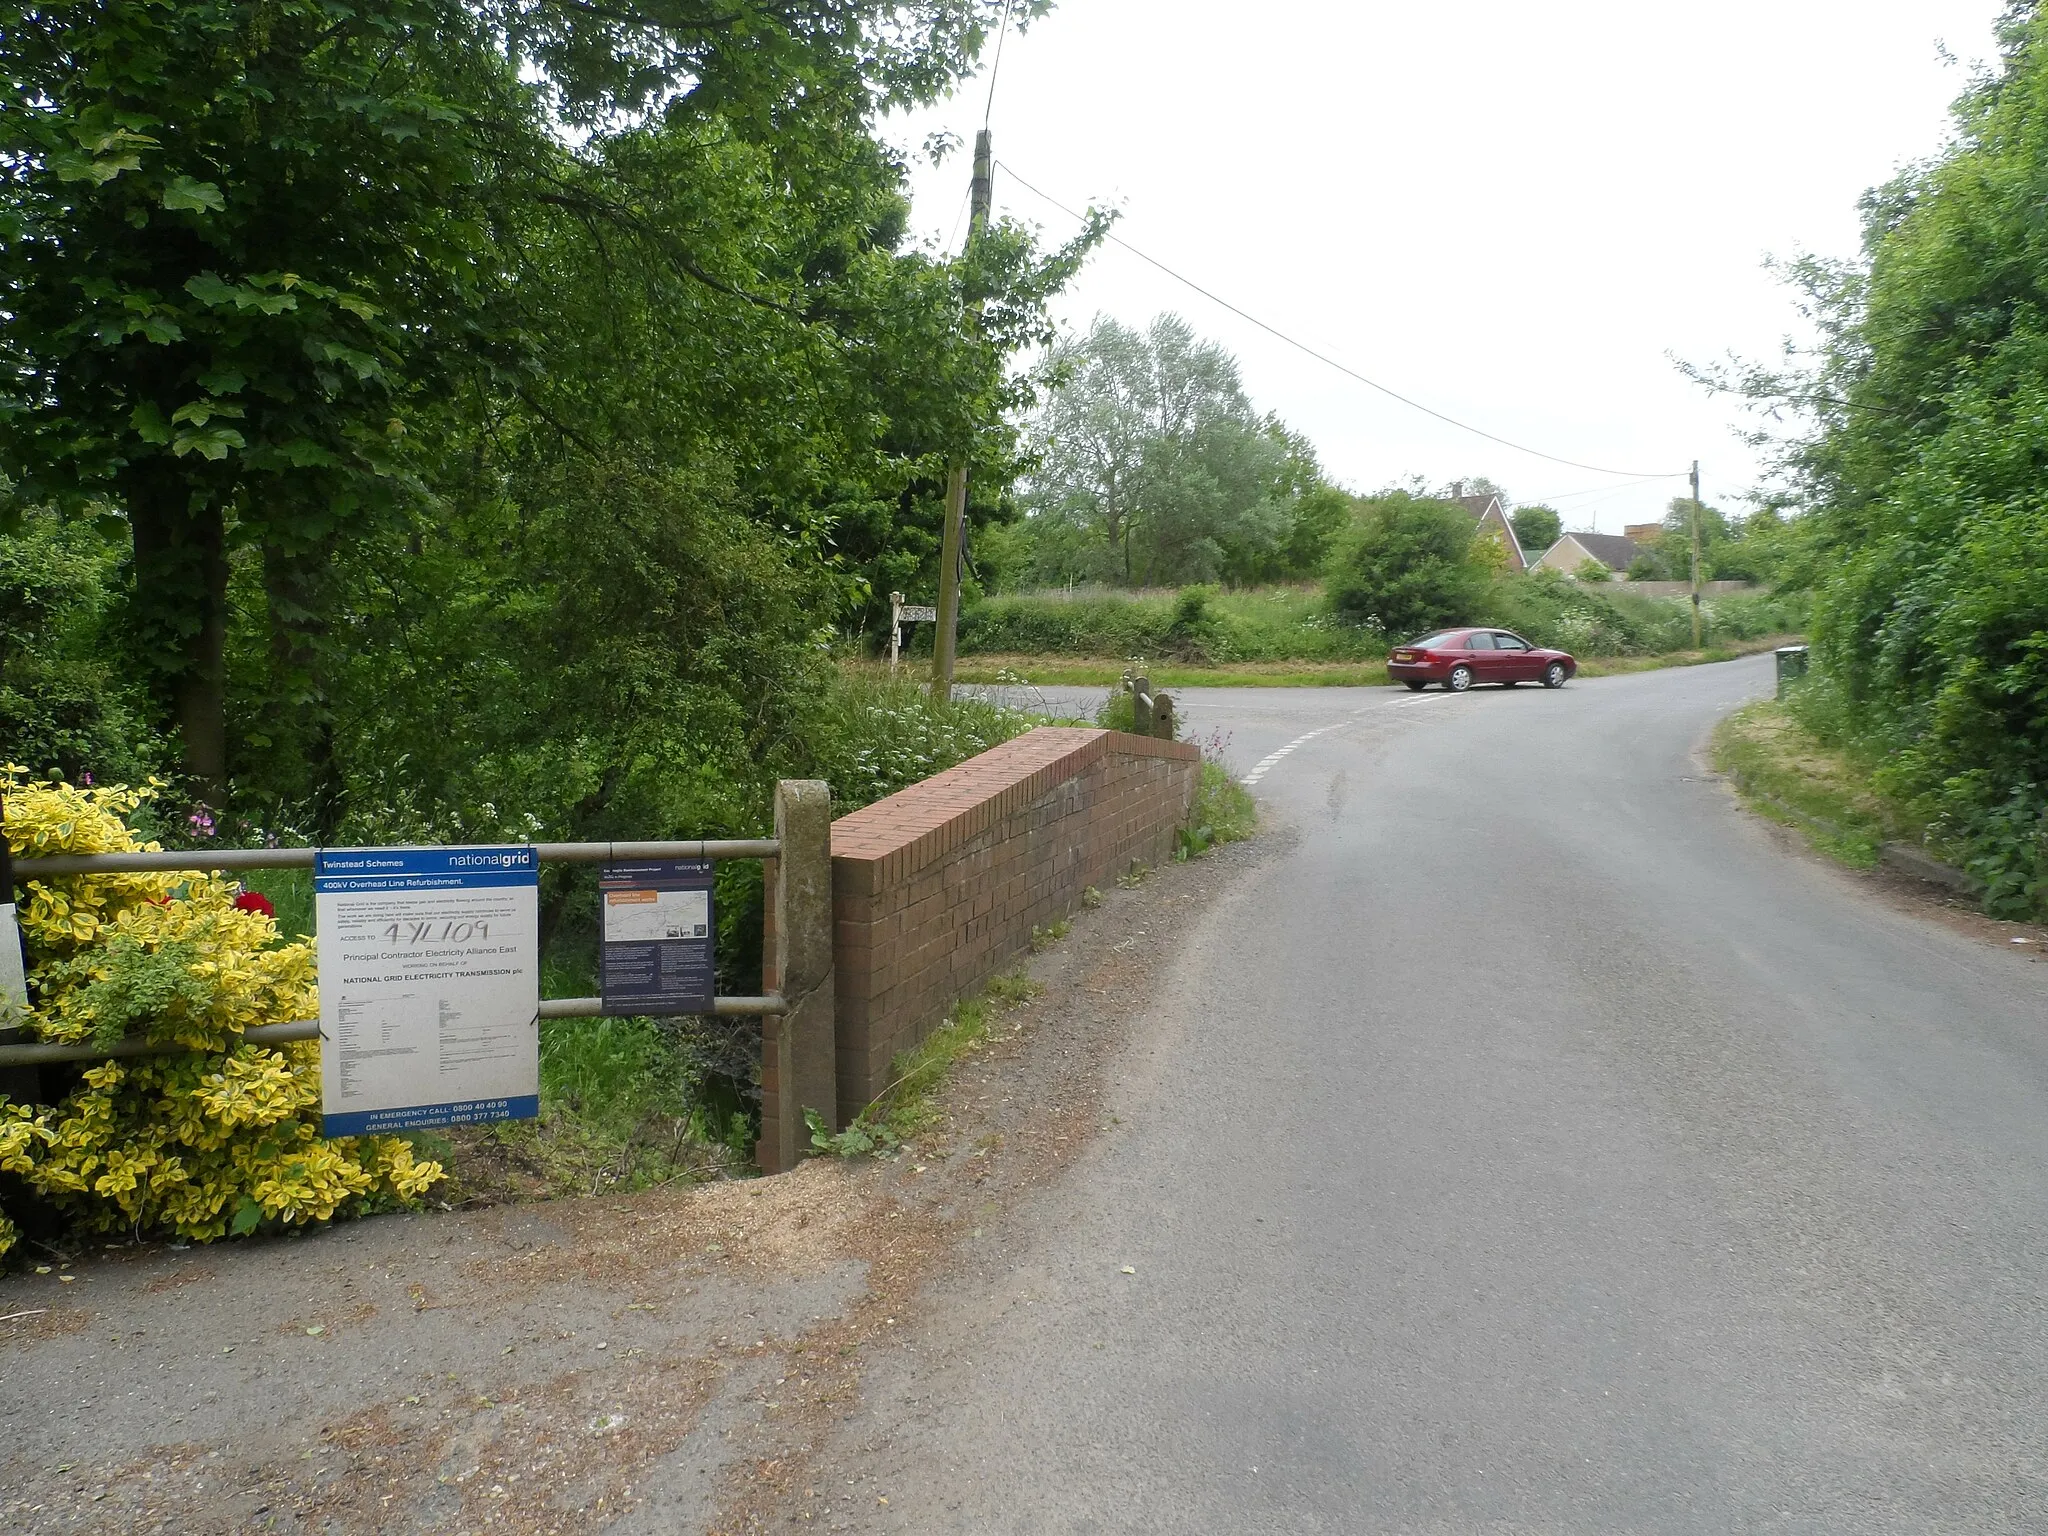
[1387,628,1576,692]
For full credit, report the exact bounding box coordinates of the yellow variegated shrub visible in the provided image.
[0,769,442,1258]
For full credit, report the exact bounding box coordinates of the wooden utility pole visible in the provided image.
[1689,459,1703,648]
[933,129,993,693]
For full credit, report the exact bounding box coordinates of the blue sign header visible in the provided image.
[314,844,538,894]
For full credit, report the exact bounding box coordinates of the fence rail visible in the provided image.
[0,839,787,1068]
[0,787,837,1173]
[0,993,788,1067]
[7,839,781,880]
[1127,674,1176,740]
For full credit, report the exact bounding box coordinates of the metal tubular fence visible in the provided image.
[1127,674,1176,741]
[8,839,781,878]
[0,838,784,1069]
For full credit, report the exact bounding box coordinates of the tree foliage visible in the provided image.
[0,0,1075,802]
[1325,492,1488,640]
[1509,503,1562,556]
[1617,498,1810,585]
[1015,314,1341,588]
[1708,4,2048,914]
[0,509,162,784]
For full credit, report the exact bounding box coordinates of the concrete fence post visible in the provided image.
[1152,691,1175,741]
[759,779,837,1173]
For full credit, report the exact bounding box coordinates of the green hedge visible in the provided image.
[1481,574,1807,656]
[957,578,1806,662]
[958,585,1381,663]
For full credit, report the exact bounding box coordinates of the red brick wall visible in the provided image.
[830,726,1200,1124]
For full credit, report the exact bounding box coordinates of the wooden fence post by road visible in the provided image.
[759,780,837,1173]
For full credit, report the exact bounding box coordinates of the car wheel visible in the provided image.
[1447,665,1473,693]
[1403,680,1427,692]
[1543,662,1567,689]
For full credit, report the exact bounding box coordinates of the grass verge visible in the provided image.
[954,656,1393,688]
[809,967,1046,1157]
[959,635,1800,691]
[1712,697,1917,868]
[1575,634,1803,678]
[1179,759,1258,859]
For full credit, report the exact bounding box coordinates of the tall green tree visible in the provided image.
[1019,313,1336,587]
[241,114,1098,837]
[0,0,1040,797]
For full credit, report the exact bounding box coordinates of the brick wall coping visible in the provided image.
[830,726,1199,893]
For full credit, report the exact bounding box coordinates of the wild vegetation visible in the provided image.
[807,967,1043,1158]
[966,353,1809,673]
[1714,694,1919,874]
[957,507,1804,669]
[1705,3,2048,918]
[961,584,1379,664]
[0,0,1087,1236]
[1,0,1092,817]
[1621,500,1814,586]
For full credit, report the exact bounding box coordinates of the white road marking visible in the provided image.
[1242,724,1345,786]
[1240,691,1461,786]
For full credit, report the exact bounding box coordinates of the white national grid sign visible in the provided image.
[315,846,540,1136]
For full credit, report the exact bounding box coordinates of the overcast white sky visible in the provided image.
[884,0,2003,532]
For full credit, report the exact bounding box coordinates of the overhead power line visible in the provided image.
[1532,474,1677,505]
[997,159,1690,482]
[982,0,1013,129]
[945,183,972,255]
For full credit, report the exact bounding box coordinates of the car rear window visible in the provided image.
[1407,632,1459,649]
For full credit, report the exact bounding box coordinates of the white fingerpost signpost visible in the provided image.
[888,591,938,670]
[315,846,541,1136]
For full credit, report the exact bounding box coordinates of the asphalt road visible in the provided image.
[865,655,2048,1532]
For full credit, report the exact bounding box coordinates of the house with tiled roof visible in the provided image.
[1530,531,1642,579]
[1447,491,1528,573]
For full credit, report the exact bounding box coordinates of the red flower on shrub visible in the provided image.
[232,891,275,918]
